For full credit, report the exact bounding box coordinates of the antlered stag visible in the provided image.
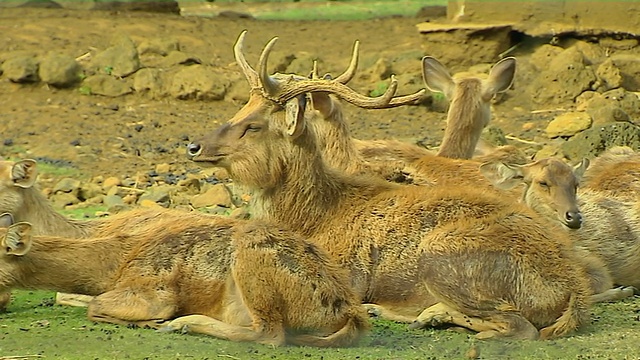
[0,212,368,347]
[186,31,593,340]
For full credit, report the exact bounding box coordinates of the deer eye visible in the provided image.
[538,181,549,188]
[241,124,262,138]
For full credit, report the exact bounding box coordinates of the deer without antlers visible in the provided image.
[0,212,368,347]
[186,31,593,340]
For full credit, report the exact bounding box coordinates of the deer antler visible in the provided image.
[333,40,359,84]
[234,30,260,88]
[256,36,399,109]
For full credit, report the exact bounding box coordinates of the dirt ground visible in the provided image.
[0,7,556,182]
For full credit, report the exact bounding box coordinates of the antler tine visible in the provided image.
[333,40,360,84]
[234,30,259,88]
[387,89,427,107]
[309,60,320,79]
[258,36,281,96]
[273,75,398,109]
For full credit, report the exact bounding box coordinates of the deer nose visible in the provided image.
[186,143,202,159]
[564,211,583,229]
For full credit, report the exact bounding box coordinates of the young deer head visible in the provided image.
[479,158,590,229]
[186,31,421,187]
[422,56,516,159]
[0,160,38,216]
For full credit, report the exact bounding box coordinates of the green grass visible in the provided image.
[59,205,109,219]
[2,290,640,359]
[186,0,447,21]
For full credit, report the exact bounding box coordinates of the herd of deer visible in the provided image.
[1,30,639,347]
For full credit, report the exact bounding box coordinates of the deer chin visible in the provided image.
[191,155,226,167]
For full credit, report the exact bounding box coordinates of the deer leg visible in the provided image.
[590,286,637,303]
[159,314,284,346]
[87,287,177,329]
[362,303,418,323]
[55,293,95,307]
[409,303,539,340]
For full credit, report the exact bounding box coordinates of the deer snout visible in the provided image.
[564,211,583,229]
[186,143,202,159]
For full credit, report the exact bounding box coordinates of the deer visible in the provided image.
[0,212,368,347]
[0,158,235,310]
[481,158,640,295]
[185,31,594,340]
[580,146,640,202]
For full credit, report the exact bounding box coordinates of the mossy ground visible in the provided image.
[1,290,639,359]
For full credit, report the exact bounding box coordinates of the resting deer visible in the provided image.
[481,158,640,294]
[0,212,368,347]
[305,43,524,185]
[0,158,229,310]
[185,31,593,340]
[581,146,640,202]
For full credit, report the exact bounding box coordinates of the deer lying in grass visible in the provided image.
[581,146,640,202]
[482,158,640,294]
[0,158,227,310]
[0,212,368,347]
[185,31,593,340]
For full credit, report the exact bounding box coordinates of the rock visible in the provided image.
[284,52,320,76]
[577,89,639,126]
[138,185,173,206]
[534,144,562,160]
[599,37,638,51]
[161,51,202,68]
[83,74,133,97]
[530,47,596,105]
[610,54,640,91]
[224,78,251,103]
[102,176,121,190]
[78,183,103,201]
[51,192,79,209]
[138,199,163,208]
[361,57,393,81]
[53,177,81,193]
[133,68,163,94]
[190,183,233,208]
[595,58,622,91]
[573,41,606,65]
[169,65,232,101]
[138,37,180,56]
[155,163,171,174]
[481,126,508,147]
[103,194,125,209]
[38,53,82,88]
[90,34,140,77]
[561,122,640,160]
[177,176,201,192]
[1,56,39,83]
[546,112,592,138]
[529,44,563,71]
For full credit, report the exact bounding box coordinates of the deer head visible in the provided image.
[480,158,589,229]
[186,31,422,187]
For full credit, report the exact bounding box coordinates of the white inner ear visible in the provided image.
[285,100,300,136]
[284,96,307,138]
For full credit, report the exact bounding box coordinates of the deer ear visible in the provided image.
[11,159,38,189]
[572,158,590,180]
[421,56,455,98]
[479,162,526,190]
[0,213,14,228]
[3,222,32,256]
[482,57,516,101]
[285,94,308,139]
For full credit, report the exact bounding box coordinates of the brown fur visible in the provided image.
[482,158,640,293]
[0,213,368,347]
[188,79,592,339]
[581,146,640,202]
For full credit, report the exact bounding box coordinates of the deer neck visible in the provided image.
[14,187,92,238]
[0,234,130,296]
[312,110,367,175]
[437,81,488,159]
